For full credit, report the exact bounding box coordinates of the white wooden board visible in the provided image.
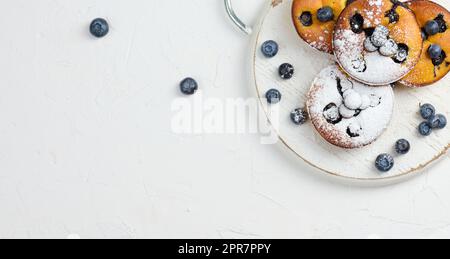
[252,0,450,181]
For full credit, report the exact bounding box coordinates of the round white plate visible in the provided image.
[252,0,450,181]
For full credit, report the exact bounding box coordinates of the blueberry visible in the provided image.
[90,18,109,38]
[385,9,399,24]
[428,44,442,60]
[375,154,394,172]
[431,50,447,66]
[350,13,364,34]
[266,89,282,104]
[317,6,334,22]
[279,63,294,79]
[428,114,447,129]
[418,121,433,136]
[179,77,198,95]
[420,103,435,119]
[393,44,409,63]
[290,108,308,125]
[424,20,440,36]
[261,40,279,58]
[395,139,410,155]
[300,12,313,27]
[434,14,447,33]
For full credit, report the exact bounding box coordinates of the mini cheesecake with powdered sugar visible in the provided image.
[333,0,423,86]
[307,65,394,149]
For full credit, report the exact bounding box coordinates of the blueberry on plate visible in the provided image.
[395,139,410,155]
[317,6,334,23]
[265,89,282,104]
[424,20,440,36]
[420,103,435,119]
[279,63,294,79]
[179,77,198,95]
[90,18,109,38]
[428,44,442,60]
[290,108,308,125]
[418,121,433,136]
[428,114,447,129]
[375,153,394,172]
[261,40,279,58]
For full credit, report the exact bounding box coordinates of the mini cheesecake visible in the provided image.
[400,0,450,87]
[292,0,348,54]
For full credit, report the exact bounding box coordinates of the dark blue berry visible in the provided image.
[428,44,442,60]
[90,18,109,38]
[261,40,279,58]
[279,63,294,79]
[375,154,394,172]
[418,121,433,136]
[266,89,282,104]
[424,20,440,36]
[395,139,410,155]
[420,103,435,119]
[428,114,447,129]
[350,13,364,34]
[179,77,198,95]
[290,108,308,125]
[317,7,334,22]
[300,12,313,27]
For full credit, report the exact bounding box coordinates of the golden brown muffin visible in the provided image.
[400,0,450,87]
[292,0,348,54]
[333,0,423,86]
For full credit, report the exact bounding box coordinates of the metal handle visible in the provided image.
[224,0,253,35]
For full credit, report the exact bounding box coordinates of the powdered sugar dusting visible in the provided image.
[334,29,410,85]
[307,66,394,148]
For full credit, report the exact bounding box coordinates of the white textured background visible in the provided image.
[1,0,450,239]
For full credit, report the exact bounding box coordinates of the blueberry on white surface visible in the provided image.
[179,77,198,95]
[290,108,308,125]
[395,139,410,155]
[90,18,109,38]
[418,121,433,136]
[420,103,435,120]
[279,63,294,80]
[265,89,282,104]
[428,114,447,129]
[375,153,394,172]
[261,40,279,58]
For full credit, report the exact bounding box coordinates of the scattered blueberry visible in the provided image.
[265,89,282,104]
[424,20,440,36]
[428,44,442,60]
[375,153,395,172]
[418,121,433,136]
[393,44,409,63]
[317,6,334,23]
[179,77,198,95]
[420,103,435,119]
[261,40,279,58]
[428,114,447,129]
[279,63,294,80]
[90,18,109,38]
[290,108,308,125]
[431,50,446,66]
[395,139,410,155]
[300,12,313,27]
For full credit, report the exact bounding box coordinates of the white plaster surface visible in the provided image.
[0,0,450,239]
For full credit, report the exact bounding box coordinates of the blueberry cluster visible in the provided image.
[364,25,408,63]
[299,6,334,27]
[418,103,447,136]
